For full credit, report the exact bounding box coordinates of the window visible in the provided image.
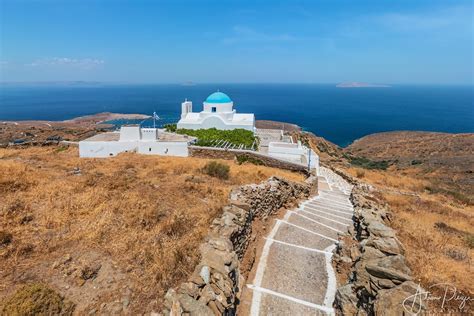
[149,147,152,152]
[211,107,217,113]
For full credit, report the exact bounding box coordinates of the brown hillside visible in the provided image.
[346,131,474,200]
[0,146,303,314]
[340,131,473,311]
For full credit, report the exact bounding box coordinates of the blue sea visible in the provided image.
[0,83,472,147]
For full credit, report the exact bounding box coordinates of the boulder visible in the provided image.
[208,237,233,252]
[366,236,404,255]
[207,300,222,315]
[362,246,385,260]
[199,243,236,275]
[350,245,361,260]
[366,220,396,239]
[177,293,214,315]
[199,266,211,285]
[189,265,206,286]
[335,284,359,315]
[170,299,182,316]
[229,200,251,211]
[365,255,412,282]
[374,281,425,316]
[178,282,200,298]
[354,260,373,294]
[197,285,216,305]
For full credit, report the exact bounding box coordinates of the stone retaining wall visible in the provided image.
[163,176,317,315]
[189,146,309,173]
[333,180,426,315]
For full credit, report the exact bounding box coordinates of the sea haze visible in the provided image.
[0,83,472,147]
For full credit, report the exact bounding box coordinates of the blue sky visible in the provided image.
[0,0,472,84]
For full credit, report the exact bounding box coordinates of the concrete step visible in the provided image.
[317,196,353,208]
[304,204,354,218]
[286,212,340,241]
[317,190,350,199]
[302,206,353,222]
[295,209,349,233]
[307,201,354,213]
[259,242,329,306]
[247,286,333,315]
[274,219,336,250]
[319,192,351,202]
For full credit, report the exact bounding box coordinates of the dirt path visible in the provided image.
[240,167,353,315]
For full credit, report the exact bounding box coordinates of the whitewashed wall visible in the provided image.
[268,142,320,174]
[137,142,189,157]
[79,141,138,158]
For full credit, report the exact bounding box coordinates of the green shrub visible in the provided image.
[0,231,12,246]
[176,128,257,149]
[202,161,230,180]
[344,154,391,170]
[465,234,474,249]
[0,283,75,315]
[164,124,177,132]
[425,185,473,205]
[55,146,68,153]
[356,170,365,178]
[236,154,264,166]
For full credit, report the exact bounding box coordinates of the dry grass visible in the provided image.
[0,146,304,313]
[345,166,474,309]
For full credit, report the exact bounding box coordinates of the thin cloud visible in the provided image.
[222,25,299,44]
[373,5,472,32]
[26,57,104,69]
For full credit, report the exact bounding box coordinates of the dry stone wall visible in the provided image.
[163,176,317,315]
[333,180,426,315]
[189,146,309,173]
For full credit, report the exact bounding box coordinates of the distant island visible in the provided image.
[181,81,196,86]
[336,82,391,88]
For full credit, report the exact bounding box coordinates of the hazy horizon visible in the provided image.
[1,81,473,86]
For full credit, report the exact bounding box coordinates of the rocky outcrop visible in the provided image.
[333,181,426,315]
[163,176,316,315]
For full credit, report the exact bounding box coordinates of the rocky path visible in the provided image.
[243,167,353,315]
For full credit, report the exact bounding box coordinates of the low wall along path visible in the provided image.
[241,167,354,315]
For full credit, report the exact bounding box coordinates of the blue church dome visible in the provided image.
[205,91,232,103]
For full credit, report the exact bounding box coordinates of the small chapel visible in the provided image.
[177,91,255,132]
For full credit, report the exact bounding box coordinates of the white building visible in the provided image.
[177,91,255,132]
[79,125,193,158]
[267,141,320,174]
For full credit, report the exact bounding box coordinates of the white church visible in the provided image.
[78,90,318,173]
[177,91,255,132]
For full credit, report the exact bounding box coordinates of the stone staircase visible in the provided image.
[244,167,354,315]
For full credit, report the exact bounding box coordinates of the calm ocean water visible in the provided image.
[0,84,472,147]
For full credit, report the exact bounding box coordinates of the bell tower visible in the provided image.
[181,99,193,119]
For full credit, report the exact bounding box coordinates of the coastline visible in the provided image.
[2,113,473,149]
